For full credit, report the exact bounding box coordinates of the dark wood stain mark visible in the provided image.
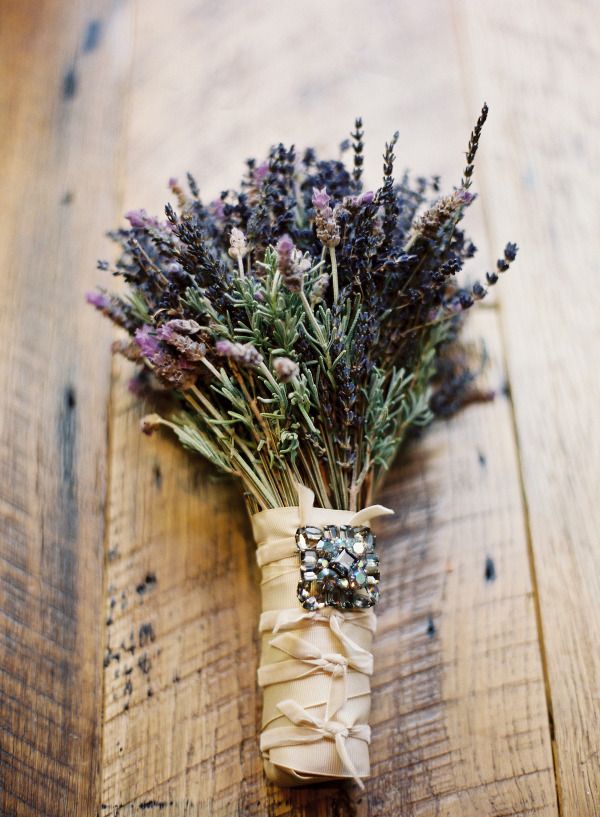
[53,384,78,630]
[136,572,157,594]
[478,449,487,468]
[82,19,102,53]
[104,648,120,668]
[62,67,78,99]
[61,190,74,205]
[138,623,155,647]
[138,653,151,674]
[485,556,497,582]
[153,463,162,489]
[427,614,436,638]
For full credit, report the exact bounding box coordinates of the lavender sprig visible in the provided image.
[88,105,517,513]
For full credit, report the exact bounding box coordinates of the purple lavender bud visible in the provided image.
[456,189,475,205]
[209,198,225,220]
[277,233,295,260]
[215,339,236,357]
[86,290,111,310]
[254,162,269,183]
[125,209,148,228]
[156,325,175,342]
[311,187,331,210]
[358,190,375,205]
[135,325,160,359]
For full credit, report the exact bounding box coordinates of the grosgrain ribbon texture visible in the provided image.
[252,484,393,788]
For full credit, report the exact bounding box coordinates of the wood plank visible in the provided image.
[0,2,133,815]
[100,1,557,815]
[453,1,600,814]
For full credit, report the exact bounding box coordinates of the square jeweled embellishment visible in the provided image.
[295,524,380,611]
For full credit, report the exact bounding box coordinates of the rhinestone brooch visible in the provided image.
[295,524,380,611]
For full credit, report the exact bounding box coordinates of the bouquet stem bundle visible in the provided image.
[89,105,516,786]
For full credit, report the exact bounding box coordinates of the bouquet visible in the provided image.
[88,104,516,788]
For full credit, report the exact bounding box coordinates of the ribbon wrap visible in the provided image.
[252,484,393,788]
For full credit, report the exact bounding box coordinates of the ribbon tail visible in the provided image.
[350,504,394,527]
[334,732,364,790]
[294,482,315,524]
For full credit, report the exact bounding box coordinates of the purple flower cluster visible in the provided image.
[88,106,517,510]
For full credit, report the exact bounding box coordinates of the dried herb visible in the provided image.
[89,104,516,513]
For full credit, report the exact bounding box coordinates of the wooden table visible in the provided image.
[1,2,599,815]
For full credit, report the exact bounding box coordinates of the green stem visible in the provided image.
[329,246,339,301]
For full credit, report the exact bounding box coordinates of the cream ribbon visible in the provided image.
[252,484,393,788]
[258,630,373,720]
[260,699,372,787]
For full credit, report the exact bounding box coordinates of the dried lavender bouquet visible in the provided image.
[89,105,516,788]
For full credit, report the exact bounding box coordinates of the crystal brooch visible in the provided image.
[295,524,380,611]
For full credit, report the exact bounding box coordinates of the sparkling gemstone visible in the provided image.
[302,550,317,568]
[353,568,367,586]
[304,526,322,542]
[331,548,355,576]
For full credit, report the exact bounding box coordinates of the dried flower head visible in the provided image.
[277,235,311,292]
[228,227,248,260]
[215,340,263,368]
[140,413,162,435]
[273,356,299,383]
[312,187,341,248]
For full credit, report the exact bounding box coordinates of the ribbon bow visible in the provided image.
[258,631,373,719]
[260,699,371,788]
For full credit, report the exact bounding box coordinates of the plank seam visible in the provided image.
[449,3,563,813]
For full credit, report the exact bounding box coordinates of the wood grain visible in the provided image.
[2,1,596,815]
[454,1,600,813]
[0,1,133,815]
[99,2,558,815]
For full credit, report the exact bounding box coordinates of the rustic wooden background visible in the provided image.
[1,1,599,815]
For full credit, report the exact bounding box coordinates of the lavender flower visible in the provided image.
[125,209,148,228]
[312,187,331,209]
[277,235,310,292]
[228,227,248,260]
[135,325,160,360]
[312,187,340,248]
[86,290,110,310]
[89,102,516,512]
[215,340,263,368]
[273,357,299,383]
